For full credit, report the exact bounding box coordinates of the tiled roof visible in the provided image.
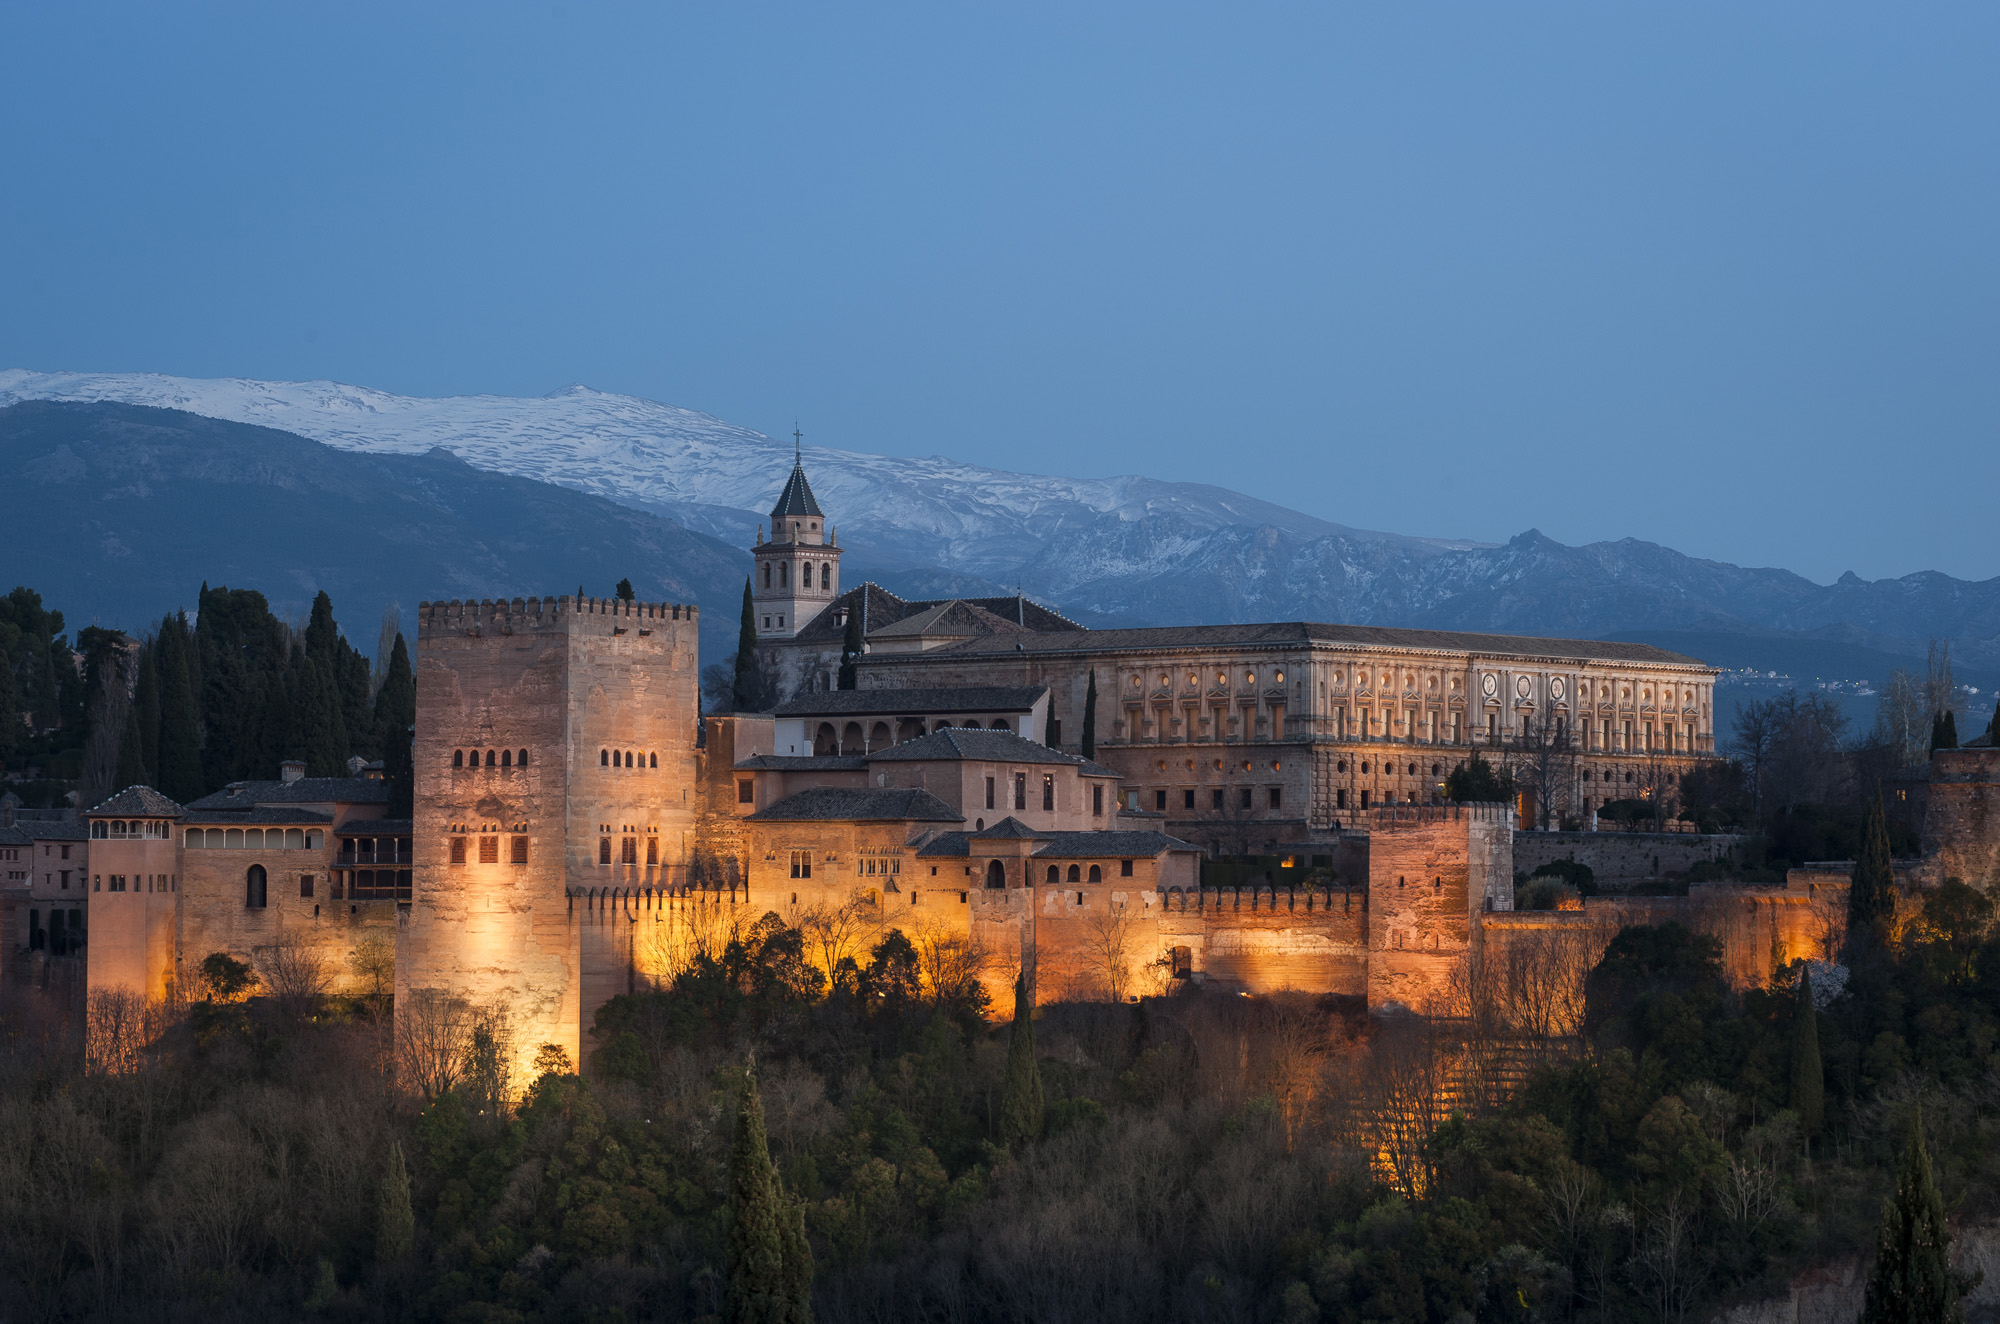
[184,807,334,826]
[23,820,89,841]
[1031,830,1201,857]
[733,754,870,772]
[967,816,1043,839]
[769,461,824,519]
[866,727,1118,774]
[788,583,1081,645]
[88,786,185,817]
[862,621,1709,668]
[867,600,1029,641]
[0,825,31,846]
[772,686,1046,718]
[914,832,973,857]
[746,787,962,823]
[186,778,389,809]
[335,819,414,836]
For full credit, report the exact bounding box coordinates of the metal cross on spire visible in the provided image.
[793,424,803,462]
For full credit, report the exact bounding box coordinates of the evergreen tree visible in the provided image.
[733,579,763,713]
[1940,710,1958,751]
[780,1191,814,1323]
[615,577,635,602]
[837,607,862,691]
[294,653,350,778]
[1081,669,1097,760]
[0,647,17,765]
[1851,790,1897,943]
[1863,1105,1962,1324]
[251,665,293,779]
[154,617,205,802]
[1792,967,1824,1139]
[376,1142,414,1263]
[1989,701,1999,746]
[113,703,148,790]
[999,970,1044,1148]
[373,634,415,735]
[1044,700,1058,747]
[337,642,375,758]
[132,639,159,785]
[726,1068,789,1324]
[304,590,339,663]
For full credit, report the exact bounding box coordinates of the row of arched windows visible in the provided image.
[761,561,833,590]
[454,748,528,769]
[1045,864,1105,883]
[602,749,659,769]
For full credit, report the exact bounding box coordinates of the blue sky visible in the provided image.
[3,3,1995,584]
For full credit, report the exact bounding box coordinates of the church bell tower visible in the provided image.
[752,430,841,640]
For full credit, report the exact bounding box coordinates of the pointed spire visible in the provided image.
[794,423,803,463]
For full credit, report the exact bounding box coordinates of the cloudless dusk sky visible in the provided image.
[2,4,1995,584]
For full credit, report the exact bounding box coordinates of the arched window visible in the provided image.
[804,562,815,588]
[1046,865,1059,883]
[762,563,771,588]
[600,749,609,766]
[624,750,634,768]
[779,562,788,588]
[246,864,267,909]
[452,750,463,768]
[985,859,1007,889]
[519,749,529,767]
[500,749,512,768]
[820,564,831,588]
[1088,864,1102,883]
[990,719,1010,730]
[1067,864,1080,882]
[649,753,657,768]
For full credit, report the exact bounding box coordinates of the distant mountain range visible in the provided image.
[2,370,1997,689]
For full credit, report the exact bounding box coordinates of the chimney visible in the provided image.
[279,760,307,783]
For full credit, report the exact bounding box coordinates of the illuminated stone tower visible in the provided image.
[403,594,700,1081]
[751,431,841,640]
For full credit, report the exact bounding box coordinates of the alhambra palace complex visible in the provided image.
[33,454,2000,1082]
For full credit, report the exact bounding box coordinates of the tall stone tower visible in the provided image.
[751,438,841,641]
[1365,803,1512,1015]
[403,594,701,1081]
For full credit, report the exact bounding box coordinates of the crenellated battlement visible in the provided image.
[1369,802,1511,831]
[417,596,699,637]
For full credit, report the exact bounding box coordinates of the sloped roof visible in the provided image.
[186,777,389,809]
[967,816,1043,839]
[862,621,1708,667]
[733,754,870,772]
[335,819,413,836]
[868,600,1030,641]
[88,786,184,817]
[772,686,1046,718]
[866,727,1118,775]
[184,807,334,826]
[769,462,824,519]
[746,786,962,823]
[1031,830,1201,857]
[789,583,1082,645]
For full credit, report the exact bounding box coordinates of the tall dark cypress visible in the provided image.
[113,703,149,790]
[133,639,160,785]
[1940,711,1958,751]
[837,608,862,691]
[999,970,1044,1148]
[154,617,205,802]
[733,579,762,712]
[376,634,416,818]
[1792,968,1824,1140]
[726,1068,789,1324]
[1850,791,1896,943]
[304,591,339,663]
[1863,1105,1961,1323]
[1081,670,1097,760]
[294,652,350,778]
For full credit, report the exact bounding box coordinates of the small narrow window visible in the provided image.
[763,563,771,588]
[519,749,529,767]
[1042,775,1055,812]
[1154,789,1167,811]
[649,752,657,768]
[485,749,496,767]
[300,873,314,898]
[1269,787,1282,810]
[1120,859,1134,877]
[452,750,464,768]
[501,749,512,768]
[600,749,609,766]
[1092,784,1103,816]
[246,864,267,908]
[450,836,467,865]
[1182,789,1195,810]
[985,777,995,810]
[1014,773,1026,811]
[646,838,659,866]
[510,836,529,865]
[1240,787,1253,810]
[738,780,755,804]
[820,564,831,588]
[599,837,611,865]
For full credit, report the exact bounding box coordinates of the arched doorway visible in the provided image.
[813,723,838,756]
[984,859,1007,889]
[841,722,864,754]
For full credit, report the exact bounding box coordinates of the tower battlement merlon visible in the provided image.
[416,596,699,637]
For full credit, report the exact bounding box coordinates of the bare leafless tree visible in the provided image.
[1629,1195,1705,1324]
[1516,710,1580,830]
[349,932,395,1006]
[260,938,331,1021]
[910,916,986,1007]
[1924,636,1957,727]
[394,988,474,1100]
[796,894,874,983]
[1875,669,1927,767]
[1364,1016,1463,1200]
[1081,902,1141,1002]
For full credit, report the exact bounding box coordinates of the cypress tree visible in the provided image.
[999,970,1044,1148]
[337,642,375,758]
[1081,670,1097,760]
[304,590,339,663]
[154,617,205,802]
[377,1142,414,1263]
[1940,711,1958,751]
[374,634,415,735]
[780,1190,814,1323]
[1863,1105,1961,1324]
[1044,701,1058,747]
[615,577,635,602]
[133,639,160,784]
[1851,791,1897,943]
[113,702,149,790]
[726,1068,788,1324]
[837,607,862,691]
[251,664,293,779]
[733,579,762,712]
[1792,968,1824,1139]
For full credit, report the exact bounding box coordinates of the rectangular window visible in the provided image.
[1092,784,1103,817]
[1212,788,1224,810]
[598,837,611,865]
[1154,789,1167,811]
[1361,790,1370,809]
[1014,773,1026,811]
[645,837,658,866]
[620,836,637,865]
[1042,774,1054,812]
[737,780,754,804]
[1120,859,1134,877]
[1182,788,1195,810]
[1240,787,1253,810]
[511,835,530,865]
[1336,788,1348,810]
[300,873,314,898]
[790,850,812,880]
[450,836,467,865]
[985,777,995,810]
[479,835,499,864]
[1269,787,1283,810]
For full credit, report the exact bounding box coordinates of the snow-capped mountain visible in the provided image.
[4,369,1997,677]
[0,370,1477,588]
